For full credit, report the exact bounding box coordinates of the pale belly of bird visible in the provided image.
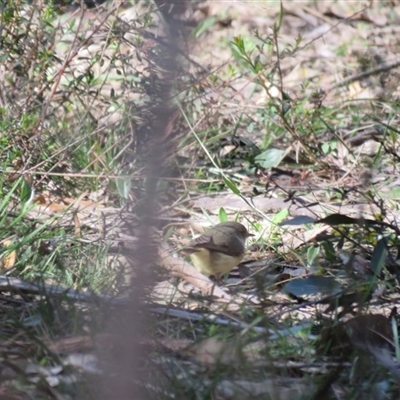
[189,248,244,279]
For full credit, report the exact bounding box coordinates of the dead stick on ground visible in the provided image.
[158,244,233,301]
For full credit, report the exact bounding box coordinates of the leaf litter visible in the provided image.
[150,1,400,398]
[3,1,400,398]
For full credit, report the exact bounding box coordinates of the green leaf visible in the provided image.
[0,179,25,218]
[20,179,32,204]
[380,188,400,199]
[392,316,400,361]
[223,176,240,195]
[192,16,216,38]
[116,177,131,200]
[232,36,245,53]
[318,214,362,225]
[307,245,320,266]
[230,36,256,63]
[218,207,228,222]
[321,142,331,154]
[272,208,289,225]
[254,148,285,169]
[317,213,380,227]
[280,216,316,226]
[370,237,387,275]
[284,276,341,297]
[276,1,284,31]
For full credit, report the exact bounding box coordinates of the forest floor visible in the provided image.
[1,1,400,399]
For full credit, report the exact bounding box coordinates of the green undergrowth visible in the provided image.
[160,3,400,399]
[0,1,161,397]
[1,0,400,399]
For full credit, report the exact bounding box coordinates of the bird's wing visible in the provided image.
[186,234,242,256]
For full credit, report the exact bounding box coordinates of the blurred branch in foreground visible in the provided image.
[98,2,190,399]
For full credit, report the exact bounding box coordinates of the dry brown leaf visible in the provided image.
[339,250,371,275]
[363,9,387,26]
[147,338,191,353]
[32,191,103,215]
[318,3,368,19]
[73,212,82,238]
[192,195,380,220]
[348,81,376,100]
[33,194,47,205]
[282,4,319,27]
[45,335,94,353]
[192,338,242,367]
[151,280,186,305]
[281,225,329,250]
[63,197,97,208]
[1,239,17,270]
[47,203,68,213]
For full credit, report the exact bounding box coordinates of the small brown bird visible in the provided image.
[183,221,254,279]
